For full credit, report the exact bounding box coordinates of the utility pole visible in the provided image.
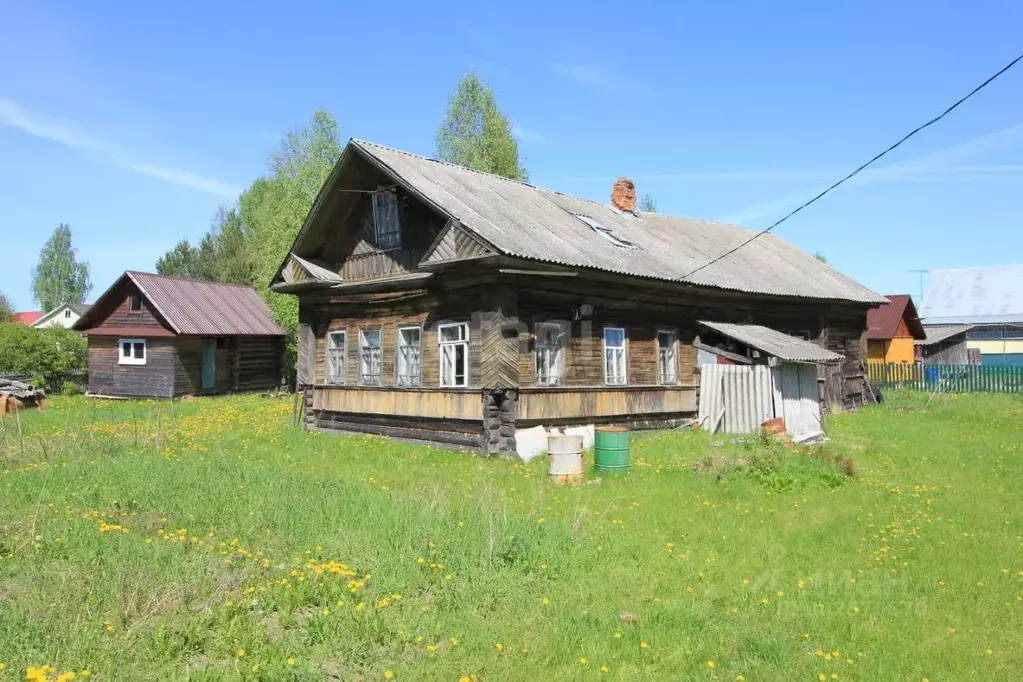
[908,269,928,302]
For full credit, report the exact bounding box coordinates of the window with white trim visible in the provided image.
[359,330,382,385]
[603,327,627,385]
[535,322,567,386]
[657,330,678,384]
[326,331,347,384]
[118,338,146,365]
[64,309,71,318]
[396,326,422,386]
[439,322,469,387]
[372,190,401,250]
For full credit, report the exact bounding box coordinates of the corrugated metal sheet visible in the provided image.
[129,272,284,336]
[350,140,885,304]
[698,364,775,434]
[866,294,925,340]
[920,265,1023,324]
[916,324,973,346]
[771,363,824,441]
[699,321,844,363]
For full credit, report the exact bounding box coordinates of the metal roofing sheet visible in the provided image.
[866,294,925,340]
[920,265,1023,324]
[352,139,885,304]
[699,321,844,363]
[128,272,284,336]
[916,324,973,346]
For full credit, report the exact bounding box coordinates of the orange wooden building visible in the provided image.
[866,295,926,364]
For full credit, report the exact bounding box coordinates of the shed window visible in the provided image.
[396,327,422,387]
[359,330,382,386]
[535,322,567,386]
[64,309,71,318]
[129,294,143,312]
[574,214,637,249]
[118,338,146,366]
[658,330,678,384]
[439,322,469,387]
[603,327,627,385]
[326,331,347,384]
[372,190,401,250]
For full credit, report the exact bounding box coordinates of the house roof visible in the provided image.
[32,302,92,327]
[920,265,1023,325]
[699,321,845,363]
[916,324,973,347]
[866,294,926,340]
[287,139,883,304]
[11,311,43,326]
[75,272,284,337]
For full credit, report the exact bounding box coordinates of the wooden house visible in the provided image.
[916,325,973,365]
[74,272,285,398]
[866,294,926,364]
[272,139,885,454]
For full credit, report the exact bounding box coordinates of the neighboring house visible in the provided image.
[919,265,1023,366]
[73,271,285,398]
[272,139,885,454]
[11,311,43,326]
[866,294,926,364]
[915,325,973,365]
[33,302,92,329]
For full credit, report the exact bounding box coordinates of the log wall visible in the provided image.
[87,337,176,398]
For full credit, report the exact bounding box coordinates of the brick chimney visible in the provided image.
[611,178,636,213]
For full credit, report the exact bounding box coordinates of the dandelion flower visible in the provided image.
[601,666,610,673]
[542,597,550,606]
[236,648,245,657]
[736,677,746,682]
[707,660,716,668]
[818,675,827,682]
[640,641,649,649]
[579,658,588,664]
[613,632,622,639]
[286,657,296,666]
[384,671,394,679]
[495,643,504,651]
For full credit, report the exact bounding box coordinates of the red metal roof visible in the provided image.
[12,311,43,326]
[867,294,926,340]
[77,272,284,337]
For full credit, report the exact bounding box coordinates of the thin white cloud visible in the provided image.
[511,123,545,143]
[0,98,242,199]
[553,62,617,91]
[719,122,1023,224]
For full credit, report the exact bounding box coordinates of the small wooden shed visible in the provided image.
[74,272,285,398]
[696,322,845,441]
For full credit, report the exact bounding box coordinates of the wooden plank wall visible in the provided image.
[517,387,696,422]
[87,337,176,398]
[175,337,282,396]
[88,280,171,334]
[313,387,480,420]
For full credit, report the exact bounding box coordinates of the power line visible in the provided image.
[680,51,1023,282]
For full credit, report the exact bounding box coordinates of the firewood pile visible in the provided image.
[0,378,46,413]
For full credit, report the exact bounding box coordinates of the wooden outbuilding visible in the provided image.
[272,139,886,454]
[866,294,926,364]
[74,272,285,398]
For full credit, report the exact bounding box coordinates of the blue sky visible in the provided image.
[2,1,1021,310]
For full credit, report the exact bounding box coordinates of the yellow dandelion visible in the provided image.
[614,631,622,639]
[737,677,746,682]
[640,641,649,649]
[831,675,839,680]
[236,648,245,657]
[495,643,504,650]
[542,597,550,606]
[776,590,785,597]
[384,671,394,680]
[818,675,827,682]
[286,657,296,666]
[579,657,589,664]
[707,660,716,668]
[601,666,610,673]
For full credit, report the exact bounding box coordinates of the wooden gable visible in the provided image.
[420,220,495,266]
[77,276,175,336]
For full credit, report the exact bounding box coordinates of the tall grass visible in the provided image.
[1,392,1021,680]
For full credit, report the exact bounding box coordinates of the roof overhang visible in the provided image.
[699,321,844,364]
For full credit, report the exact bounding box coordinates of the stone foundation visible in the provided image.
[482,388,517,456]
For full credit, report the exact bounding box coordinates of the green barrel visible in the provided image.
[594,426,630,472]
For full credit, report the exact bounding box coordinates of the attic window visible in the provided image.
[372,190,401,250]
[129,294,143,312]
[575,214,637,249]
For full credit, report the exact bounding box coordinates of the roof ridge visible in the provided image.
[126,270,256,289]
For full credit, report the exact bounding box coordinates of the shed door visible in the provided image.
[772,363,823,441]
[202,339,216,390]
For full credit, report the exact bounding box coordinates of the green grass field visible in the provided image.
[1,391,1021,681]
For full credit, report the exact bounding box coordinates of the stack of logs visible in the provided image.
[0,378,46,413]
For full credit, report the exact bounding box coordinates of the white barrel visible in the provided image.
[548,434,584,482]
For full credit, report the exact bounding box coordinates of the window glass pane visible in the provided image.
[658,331,675,348]
[133,342,145,359]
[397,328,422,386]
[373,191,401,250]
[363,330,381,347]
[440,324,466,343]
[121,342,131,357]
[604,328,625,347]
[129,294,142,311]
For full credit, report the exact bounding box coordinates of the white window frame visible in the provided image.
[117,338,147,366]
[534,321,567,386]
[395,325,423,387]
[657,329,679,385]
[438,322,469,388]
[64,308,72,318]
[603,327,627,386]
[325,330,347,385]
[358,329,382,386]
[372,190,402,251]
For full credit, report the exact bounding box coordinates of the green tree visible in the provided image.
[0,292,13,323]
[0,324,87,374]
[639,193,657,213]
[31,224,92,312]
[155,208,254,285]
[435,72,527,181]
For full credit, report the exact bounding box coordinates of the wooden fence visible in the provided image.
[867,363,1023,394]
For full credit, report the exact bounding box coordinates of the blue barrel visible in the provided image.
[925,366,939,384]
